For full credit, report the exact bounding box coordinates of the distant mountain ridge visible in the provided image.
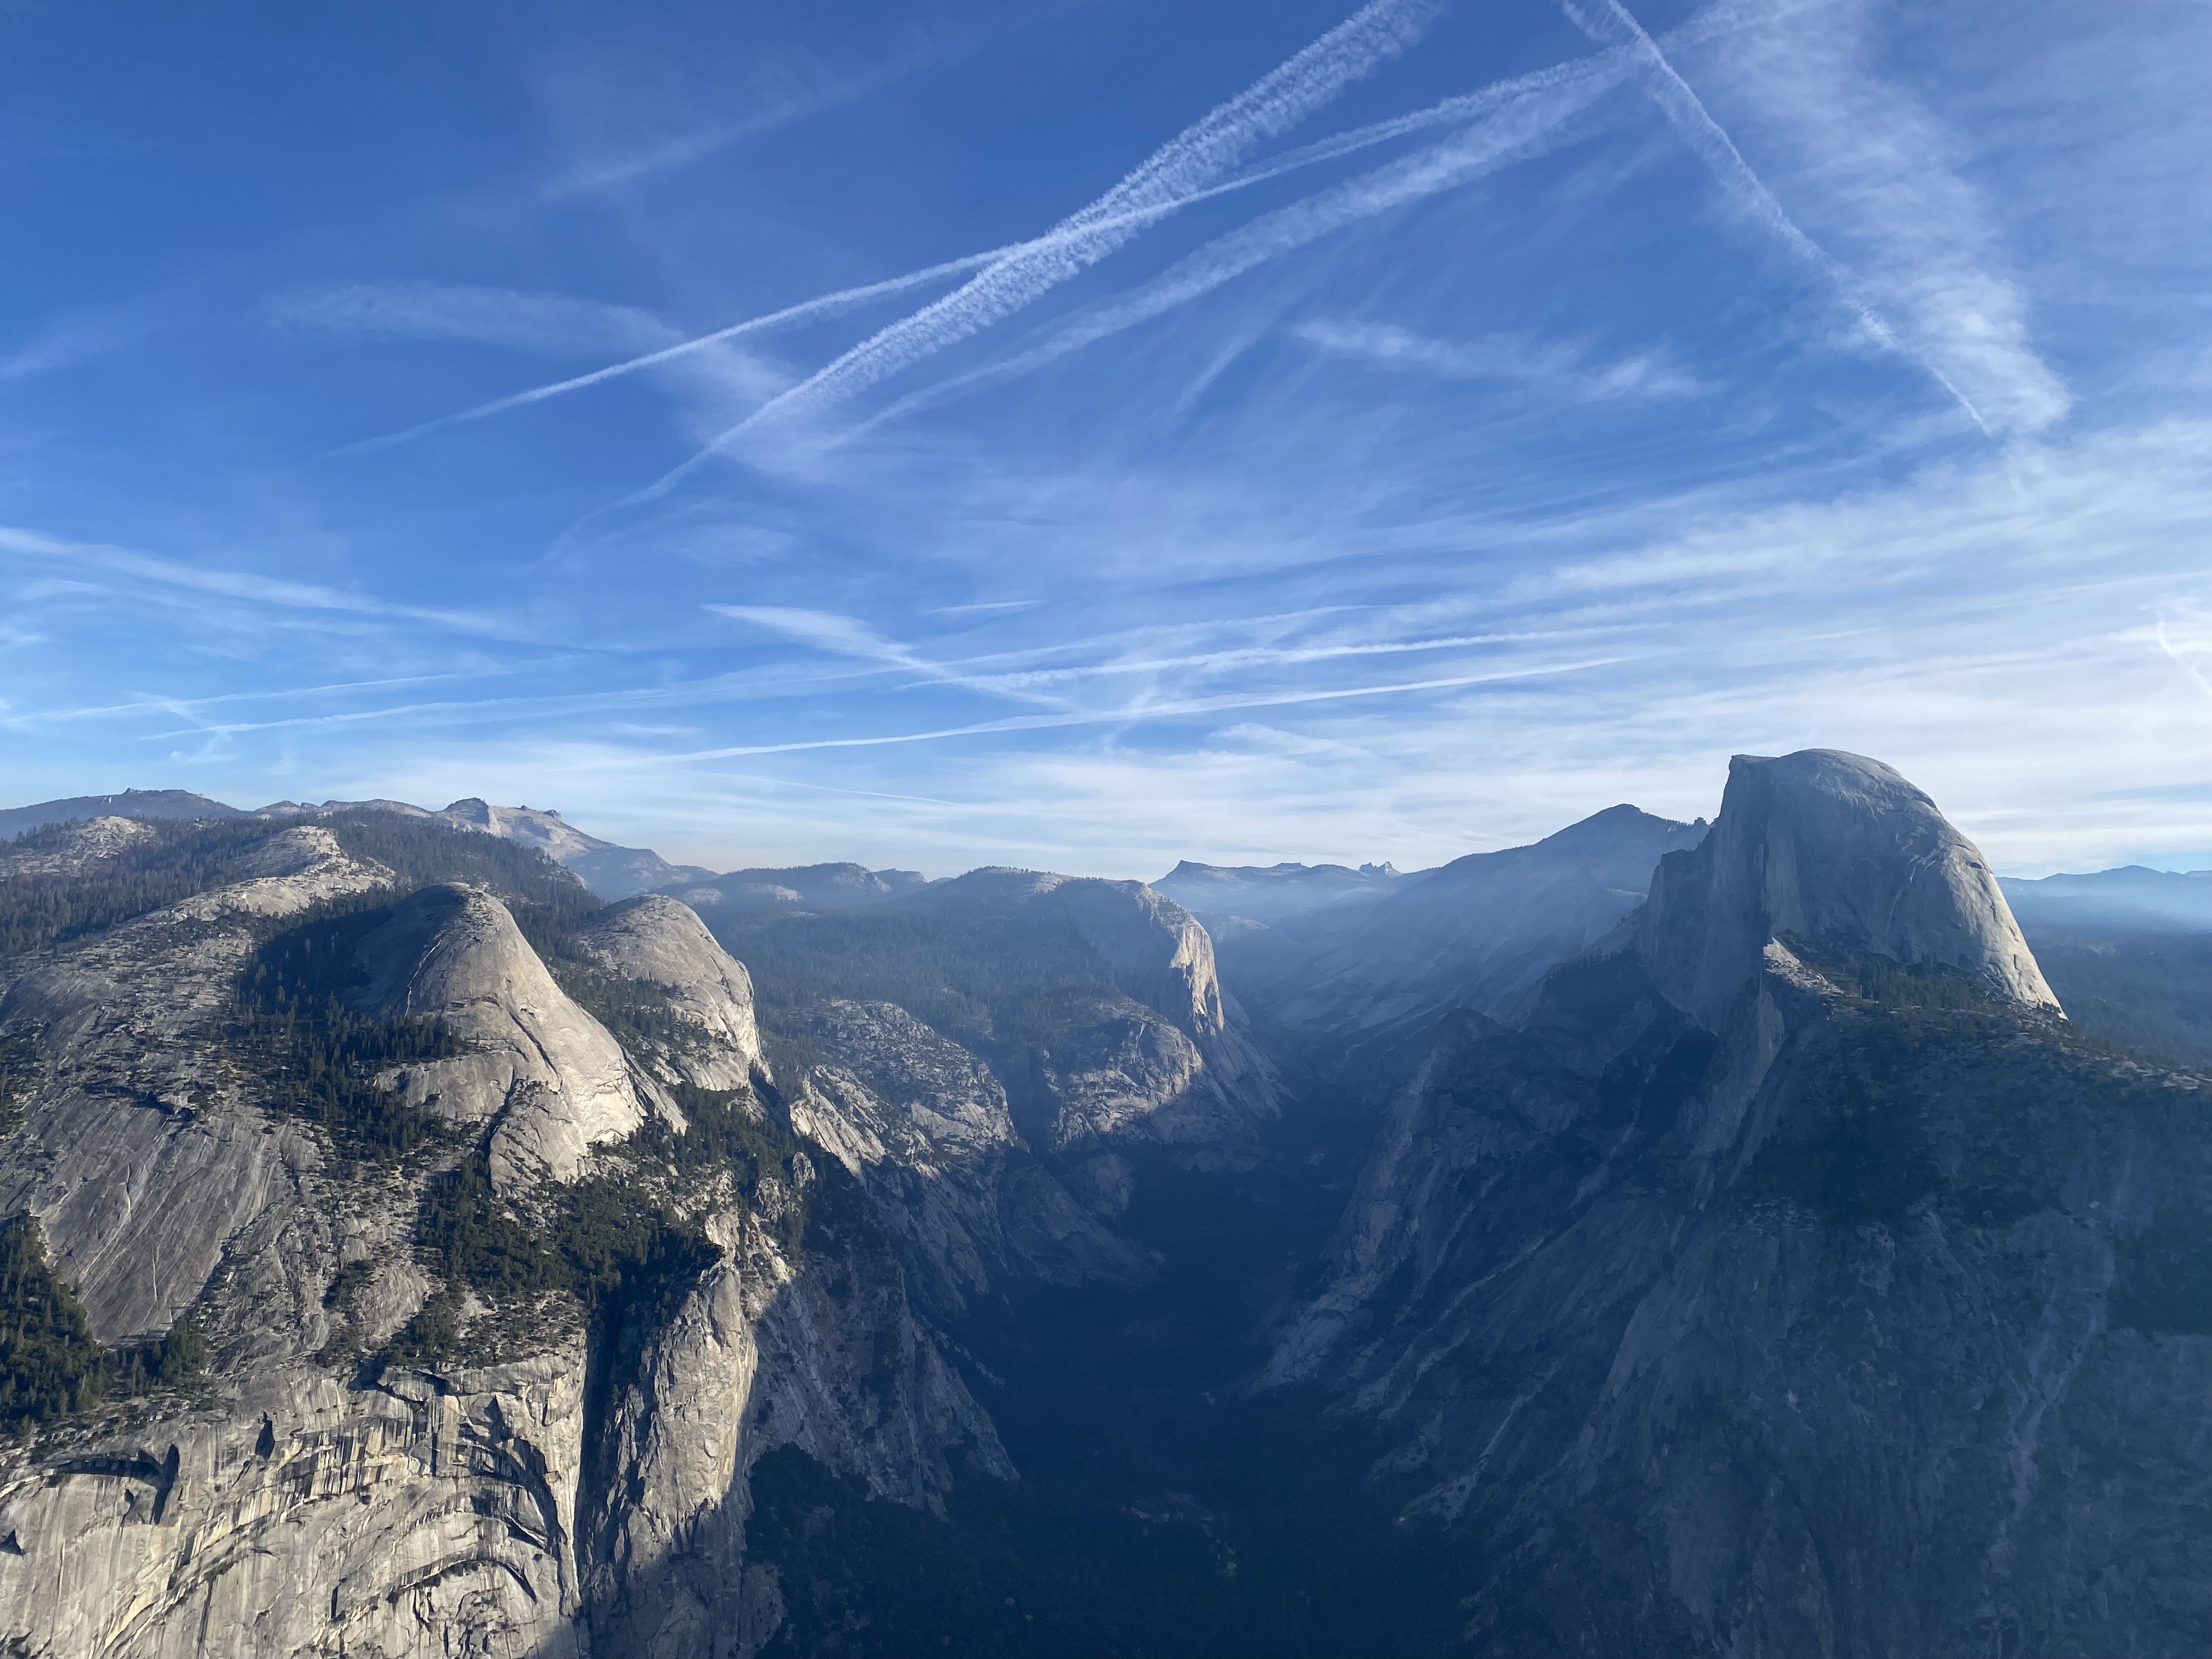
[666,862,928,912]
[2001,864,2212,934]
[1152,858,1404,925]
[2,788,713,900]
[0,788,246,840]
[1217,804,1710,1058]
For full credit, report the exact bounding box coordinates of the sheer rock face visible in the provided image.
[789,1000,1143,1307]
[882,871,1280,1163]
[1,822,1105,1659]
[577,894,765,1091]
[1037,879,1282,1161]
[0,827,402,1341]
[1639,749,2058,1028]
[0,1353,591,1659]
[1041,877,1229,1038]
[1268,753,2212,1655]
[582,1185,1017,1658]
[353,884,648,1190]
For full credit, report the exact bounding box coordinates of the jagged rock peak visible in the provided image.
[1638,748,2059,1025]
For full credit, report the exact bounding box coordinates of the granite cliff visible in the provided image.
[0,809,1195,1656]
[3,754,2208,1656]
[1269,751,2212,1654]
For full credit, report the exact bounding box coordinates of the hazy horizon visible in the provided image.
[7,771,2206,886]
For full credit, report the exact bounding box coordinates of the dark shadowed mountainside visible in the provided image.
[3,757,2209,1656]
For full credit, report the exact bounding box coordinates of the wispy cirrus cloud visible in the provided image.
[637,0,1443,490]
[1558,1,1936,385]
[620,653,1628,765]
[2158,610,2212,706]
[0,311,145,384]
[1687,0,2070,438]
[7,668,535,727]
[1293,319,1705,399]
[0,524,515,637]
[707,602,1071,708]
[1561,0,2067,439]
[848,65,1621,441]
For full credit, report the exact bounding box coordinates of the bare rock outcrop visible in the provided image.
[922,872,1280,1159]
[0,815,159,876]
[352,884,648,1189]
[1638,748,2058,1028]
[0,1351,591,1657]
[0,814,1056,1658]
[161,826,395,922]
[0,827,399,1339]
[791,999,1142,1304]
[1266,751,2206,1655]
[578,894,765,1091]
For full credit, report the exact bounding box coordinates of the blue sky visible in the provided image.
[3,0,2208,878]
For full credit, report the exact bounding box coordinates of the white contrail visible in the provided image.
[1700,0,2066,437]
[596,3,1784,462]
[945,626,1644,692]
[341,255,1009,455]
[623,0,1441,496]
[344,0,1824,463]
[848,67,1618,439]
[1559,0,1991,434]
[707,603,1073,708]
[629,655,1629,765]
[347,165,1414,457]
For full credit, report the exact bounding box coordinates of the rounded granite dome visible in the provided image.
[1638,748,2058,1025]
